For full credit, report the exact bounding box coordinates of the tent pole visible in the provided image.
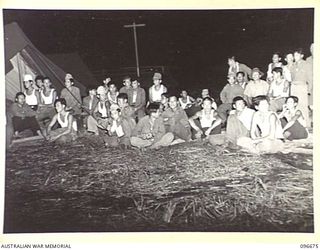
[17,53,23,92]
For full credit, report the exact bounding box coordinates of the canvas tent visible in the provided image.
[4,22,88,101]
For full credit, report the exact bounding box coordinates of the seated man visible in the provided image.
[10,92,44,138]
[237,95,284,154]
[128,78,146,121]
[37,77,58,125]
[117,93,136,129]
[104,107,133,147]
[200,88,217,110]
[130,103,174,149]
[162,96,192,143]
[217,73,244,123]
[268,67,290,112]
[86,86,110,135]
[188,97,222,140]
[278,96,308,140]
[46,98,78,143]
[160,92,170,112]
[179,90,195,110]
[225,96,255,144]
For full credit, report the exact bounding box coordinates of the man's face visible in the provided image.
[117,98,127,108]
[65,79,72,88]
[123,79,131,87]
[55,102,64,113]
[234,100,245,111]
[236,73,244,83]
[286,97,297,109]
[169,97,178,109]
[43,79,51,88]
[153,79,161,85]
[161,95,168,104]
[89,89,97,96]
[201,89,209,98]
[272,54,280,63]
[202,99,212,111]
[257,100,269,112]
[272,71,281,80]
[285,53,294,64]
[111,110,120,120]
[227,76,236,85]
[36,80,43,88]
[17,94,25,105]
[181,91,187,98]
[109,84,117,93]
[132,81,139,89]
[24,80,32,89]
[228,58,235,67]
[151,109,160,118]
[294,52,303,62]
[252,72,261,81]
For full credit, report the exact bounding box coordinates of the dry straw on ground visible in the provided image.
[5,135,313,232]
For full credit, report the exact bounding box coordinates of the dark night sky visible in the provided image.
[3,9,314,97]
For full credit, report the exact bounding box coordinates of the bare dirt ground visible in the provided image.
[4,135,313,233]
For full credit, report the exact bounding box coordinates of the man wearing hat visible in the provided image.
[243,68,269,106]
[149,72,167,103]
[23,74,40,111]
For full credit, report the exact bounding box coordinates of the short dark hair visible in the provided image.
[43,76,51,82]
[161,92,169,99]
[118,93,128,101]
[272,52,281,58]
[123,76,131,81]
[228,55,236,60]
[202,97,213,103]
[35,75,44,82]
[252,95,269,106]
[232,96,247,107]
[54,98,67,107]
[272,67,283,75]
[147,102,160,115]
[236,71,245,77]
[15,92,25,100]
[286,96,299,104]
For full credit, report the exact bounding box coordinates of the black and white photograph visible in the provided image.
[3,8,314,235]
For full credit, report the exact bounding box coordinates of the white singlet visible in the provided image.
[150,85,165,102]
[200,110,216,128]
[41,89,55,105]
[24,89,38,105]
[179,96,192,109]
[57,112,78,131]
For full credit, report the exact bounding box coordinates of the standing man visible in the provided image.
[290,48,312,127]
[128,78,146,121]
[227,56,252,82]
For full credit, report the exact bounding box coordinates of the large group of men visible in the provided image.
[7,44,313,154]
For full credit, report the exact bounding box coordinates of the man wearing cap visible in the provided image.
[60,77,82,115]
[243,68,269,106]
[23,74,40,111]
[227,56,252,82]
[119,76,132,96]
[149,72,167,103]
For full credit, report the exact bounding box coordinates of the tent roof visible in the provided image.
[4,22,88,97]
[47,53,99,88]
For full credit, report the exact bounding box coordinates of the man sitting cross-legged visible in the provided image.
[188,97,222,140]
[130,102,174,149]
[46,98,78,143]
[162,95,192,144]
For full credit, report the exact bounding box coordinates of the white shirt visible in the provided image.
[237,107,255,131]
